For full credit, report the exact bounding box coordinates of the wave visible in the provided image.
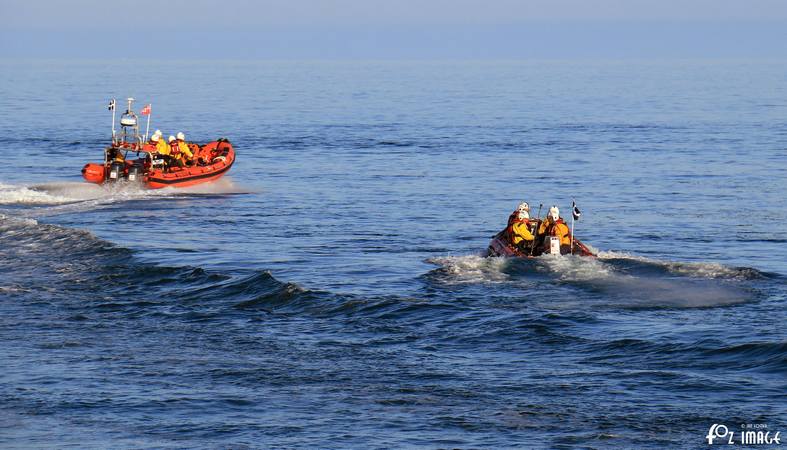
[0,214,467,328]
[2,214,783,378]
[585,338,787,374]
[0,212,123,258]
[0,210,770,328]
[700,341,787,373]
[173,270,312,313]
[425,252,762,309]
[0,214,326,318]
[0,214,400,321]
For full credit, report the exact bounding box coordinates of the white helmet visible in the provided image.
[168,135,176,143]
[153,129,162,136]
[549,206,560,222]
[176,132,185,141]
[517,202,530,213]
[517,210,530,220]
[150,134,160,142]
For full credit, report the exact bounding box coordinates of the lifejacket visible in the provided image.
[506,211,518,228]
[506,214,532,245]
[177,140,193,159]
[169,141,181,157]
[541,218,571,246]
[155,139,170,155]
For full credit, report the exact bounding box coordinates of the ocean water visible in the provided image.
[0,60,786,448]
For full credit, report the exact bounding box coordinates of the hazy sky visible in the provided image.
[2,0,787,58]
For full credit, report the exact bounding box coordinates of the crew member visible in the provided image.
[176,132,195,165]
[146,130,161,144]
[148,132,173,168]
[150,132,168,154]
[173,132,194,166]
[167,135,183,167]
[538,205,572,254]
[508,202,535,252]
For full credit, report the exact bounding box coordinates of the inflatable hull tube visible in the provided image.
[145,140,235,189]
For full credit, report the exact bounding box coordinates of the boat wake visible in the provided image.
[426,252,767,309]
[0,178,250,216]
[0,181,91,205]
[159,177,253,196]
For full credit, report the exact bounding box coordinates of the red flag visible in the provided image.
[140,104,151,115]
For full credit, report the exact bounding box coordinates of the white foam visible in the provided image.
[428,252,621,284]
[0,182,76,205]
[0,180,156,206]
[0,285,29,294]
[426,254,511,283]
[427,252,615,285]
[2,176,250,204]
[427,251,752,308]
[0,179,249,218]
[535,253,617,281]
[598,250,755,280]
[0,213,38,227]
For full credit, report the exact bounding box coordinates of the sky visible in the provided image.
[1,0,787,58]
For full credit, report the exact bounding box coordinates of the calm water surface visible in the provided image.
[0,60,785,448]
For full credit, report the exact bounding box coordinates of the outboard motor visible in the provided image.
[127,162,143,182]
[108,161,125,181]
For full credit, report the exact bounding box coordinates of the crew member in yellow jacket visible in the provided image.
[508,202,534,252]
[150,131,170,155]
[148,131,176,169]
[175,132,194,165]
[538,206,572,254]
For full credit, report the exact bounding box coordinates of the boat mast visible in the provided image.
[110,98,117,142]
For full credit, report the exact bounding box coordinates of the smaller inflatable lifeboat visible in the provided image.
[486,219,596,258]
[81,97,236,189]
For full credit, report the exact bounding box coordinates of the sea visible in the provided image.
[0,60,785,449]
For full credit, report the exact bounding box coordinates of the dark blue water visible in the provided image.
[1,60,786,448]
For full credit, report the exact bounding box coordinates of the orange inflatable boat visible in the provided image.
[82,139,235,189]
[81,98,236,189]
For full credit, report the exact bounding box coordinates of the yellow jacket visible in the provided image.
[155,139,170,155]
[539,219,571,246]
[177,141,193,159]
[511,221,534,244]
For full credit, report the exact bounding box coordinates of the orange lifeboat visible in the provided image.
[81,97,236,189]
[81,139,235,189]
